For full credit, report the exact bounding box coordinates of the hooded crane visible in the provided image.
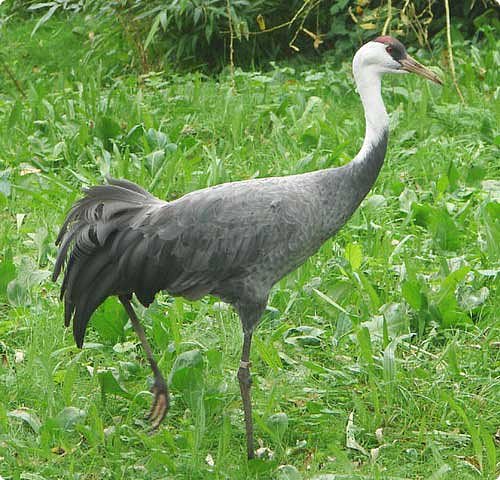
[53,37,442,459]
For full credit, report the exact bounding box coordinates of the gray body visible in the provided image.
[52,35,442,458]
[53,130,387,343]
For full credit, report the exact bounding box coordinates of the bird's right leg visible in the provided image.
[238,330,254,459]
[236,299,266,460]
[119,295,169,429]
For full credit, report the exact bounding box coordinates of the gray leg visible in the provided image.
[236,299,267,459]
[238,330,255,459]
[119,296,169,429]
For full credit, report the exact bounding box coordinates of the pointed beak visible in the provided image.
[400,55,443,85]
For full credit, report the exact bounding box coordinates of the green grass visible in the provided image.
[0,15,499,480]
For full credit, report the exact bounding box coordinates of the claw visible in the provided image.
[146,380,169,432]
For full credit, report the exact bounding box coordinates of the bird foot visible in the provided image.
[147,378,169,431]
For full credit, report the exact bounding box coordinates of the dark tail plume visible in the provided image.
[53,178,165,347]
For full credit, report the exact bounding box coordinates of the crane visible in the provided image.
[53,36,442,459]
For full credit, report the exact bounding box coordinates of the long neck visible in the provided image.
[316,68,389,238]
[349,70,389,196]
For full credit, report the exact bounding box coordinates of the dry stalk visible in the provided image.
[382,0,392,35]
[225,0,235,90]
[221,0,317,37]
[222,0,323,64]
[288,0,322,51]
[116,9,150,73]
[444,0,464,102]
[1,57,26,98]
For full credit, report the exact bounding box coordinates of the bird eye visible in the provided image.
[386,46,393,54]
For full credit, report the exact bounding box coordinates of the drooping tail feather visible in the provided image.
[53,178,166,347]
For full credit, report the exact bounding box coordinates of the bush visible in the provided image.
[7,0,498,72]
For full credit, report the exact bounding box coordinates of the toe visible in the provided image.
[148,389,169,431]
[147,392,159,420]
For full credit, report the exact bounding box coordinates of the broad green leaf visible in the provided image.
[97,370,130,400]
[205,349,223,370]
[284,335,321,347]
[445,342,460,376]
[459,286,489,311]
[356,326,374,368]
[284,325,324,337]
[412,203,433,227]
[125,124,145,146]
[0,169,11,197]
[168,349,203,391]
[8,408,42,433]
[6,255,50,305]
[276,465,301,480]
[91,297,128,345]
[436,266,470,305]
[150,305,170,350]
[96,116,121,150]
[365,194,386,209]
[447,161,460,190]
[283,325,324,347]
[346,411,368,456]
[413,204,461,250]
[383,336,405,383]
[145,149,166,175]
[482,202,500,260]
[7,279,29,306]
[146,128,169,149]
[27,227,48,264]
[436,175,449,195]
[430,208,461,251]
[402,280,422,310]
[361,303,408,341]
[399,187,417,213]
[0,249,16,297]
[345,243,362,270]
[266,412,288,438]
[55,407,86,431]
[357,271,380,309]
[333,313,352,348]
[466,165,486,186]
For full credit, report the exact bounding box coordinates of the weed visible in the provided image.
[0,16,498,480]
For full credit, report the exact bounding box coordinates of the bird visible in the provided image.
[53,36,442,459]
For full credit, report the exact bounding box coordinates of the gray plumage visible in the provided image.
[53,36,441,458]
[53,131,387,346]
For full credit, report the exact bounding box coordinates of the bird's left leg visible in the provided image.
[119,295,169,429]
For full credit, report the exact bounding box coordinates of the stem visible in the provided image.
[444,0,464,103]
[1,57,26,98]
[225,0,235,90]
[220,0,318,37]
[382,0,392,36]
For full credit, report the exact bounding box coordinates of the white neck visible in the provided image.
[317,53,391,238]
[352,67,389,163]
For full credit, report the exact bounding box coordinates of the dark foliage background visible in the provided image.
[5,0,499,72]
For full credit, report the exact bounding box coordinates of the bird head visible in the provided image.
[353,36,442,85]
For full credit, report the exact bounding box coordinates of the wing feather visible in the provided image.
[54,176,312,347]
